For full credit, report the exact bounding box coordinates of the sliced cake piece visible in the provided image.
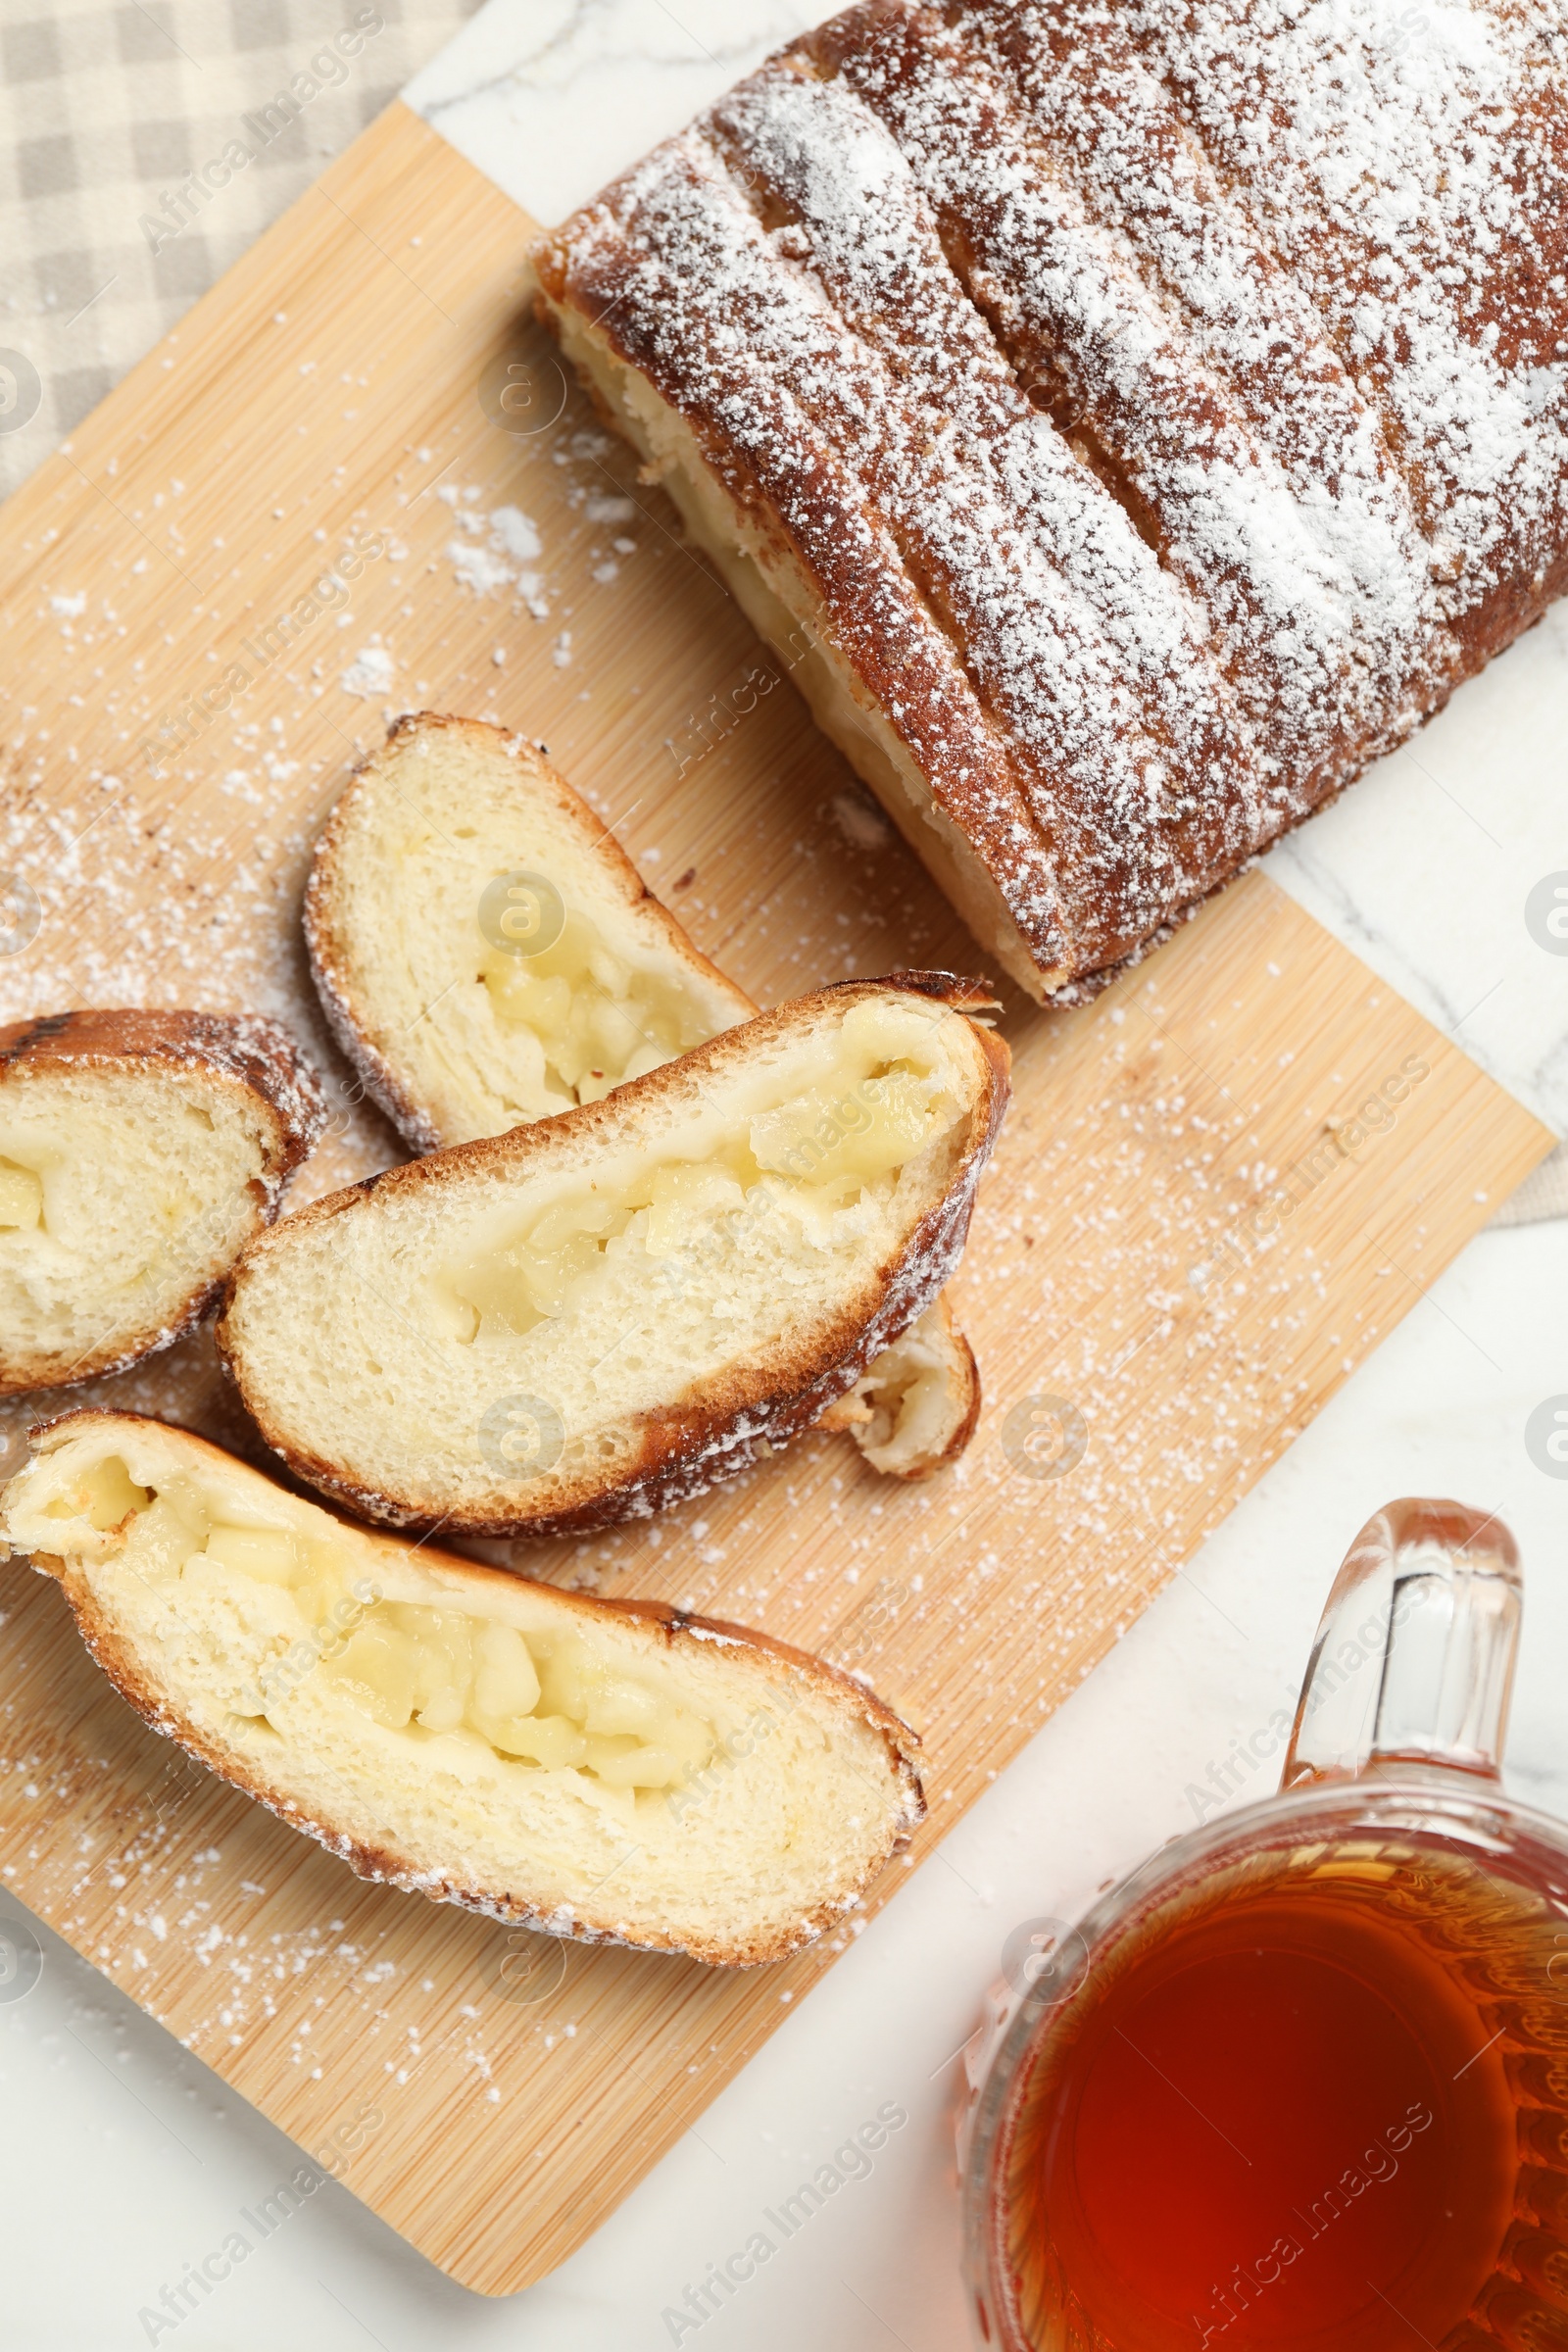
[2,1411,924,1965]
[307,712,986,1478]
[218,977,1009,1536]
[304,711,753,1153]
[815,1295,979,1479]
[0,1010,322,1397]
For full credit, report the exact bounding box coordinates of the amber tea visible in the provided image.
[996,1832,1564,2350]
[965,1501,1568,2352]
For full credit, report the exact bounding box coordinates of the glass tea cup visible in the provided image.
[961,1499,1568,2351]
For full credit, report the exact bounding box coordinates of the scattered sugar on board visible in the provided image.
[339,643,396,699]
[0,247,1424,2142]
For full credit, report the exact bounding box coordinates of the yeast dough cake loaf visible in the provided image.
[533,0,1568,1000]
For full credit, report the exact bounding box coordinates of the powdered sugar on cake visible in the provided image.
[537,0,1568,991]
[840,9,1447,755]
[1125,0,1568,617]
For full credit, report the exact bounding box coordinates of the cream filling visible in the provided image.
[478,899,720,1110]
[43,1455,720,1793]
[0,1157,44,1231]
[854,1321,959,1470]
[434,999,956,1346]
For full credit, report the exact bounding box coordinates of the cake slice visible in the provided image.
[815,1294,979,1480]
[0,1010,322,1397]
[218,977,1008,1535]
[306,711,982,1478]
[2,1411,923,1965]
[305,711,753,1154]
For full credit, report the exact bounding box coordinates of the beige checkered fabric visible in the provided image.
[1490,1143,1568,1228]
[0,0,483,502]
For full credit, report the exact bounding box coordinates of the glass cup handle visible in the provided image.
[1280,1496,1522,1790]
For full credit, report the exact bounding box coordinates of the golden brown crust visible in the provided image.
[532,0,1568,998]
[216,976,1009,1537]
[815,1291,980,1476]
[530,261,1082,988]
[0,1008,324,1163]
[0,1010,324,1398]
[925,1312,982,1470]
[304,757,447,1155]
[303,711,757,1156]
[306,722,987,1479]
[16,1409,925,1967]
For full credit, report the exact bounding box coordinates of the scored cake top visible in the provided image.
[536,0,1568,994]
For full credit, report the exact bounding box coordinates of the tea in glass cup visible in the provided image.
[964,1501,1568,2350]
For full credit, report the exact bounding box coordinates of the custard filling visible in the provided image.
[438,1000,956,1345]
[43,1455,719,1792]
[479,901,720,1107]
[0,1157,44,1232]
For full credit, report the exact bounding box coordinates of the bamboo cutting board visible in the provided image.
[0,102,1552,2296]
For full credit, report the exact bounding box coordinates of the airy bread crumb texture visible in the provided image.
[3,1414,924,1966]
[306,712,985,1479]
[0,1011,322,1396]
[219,980,1007,1534]
[304,712,754,1152]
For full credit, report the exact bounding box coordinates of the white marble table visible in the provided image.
[4,6,1568,2345]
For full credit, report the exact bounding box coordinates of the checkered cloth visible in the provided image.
[0,0,483,503]
[1491,1142,1568,1227]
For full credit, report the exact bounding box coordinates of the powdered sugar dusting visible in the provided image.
[823,10,1444,773]
[339,644,396,699]
[578,114,1256,978]
[1125,0,1568,598]
[544,0,1568,990]
[487,504,543,564]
